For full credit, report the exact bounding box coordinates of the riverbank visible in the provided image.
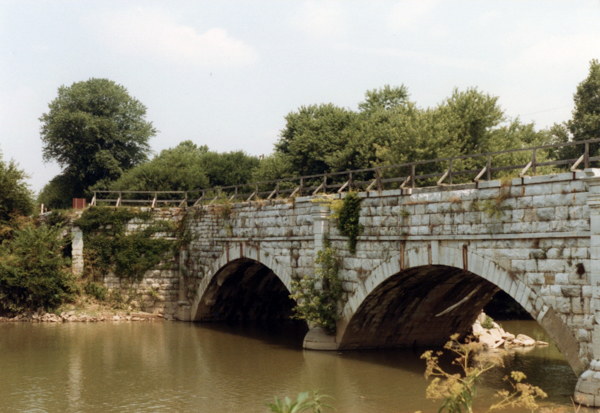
[0,311,161,323]
[0,296,164,323]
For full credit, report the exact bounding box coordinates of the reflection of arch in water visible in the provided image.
[336,244,585,374]
[191,242,297,322]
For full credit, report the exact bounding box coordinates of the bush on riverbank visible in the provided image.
[0,222,77,314]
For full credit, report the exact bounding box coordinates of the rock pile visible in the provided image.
[0,311,160,323]
[472,312,548,349]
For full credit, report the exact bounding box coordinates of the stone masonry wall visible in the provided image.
[73,208,185,319]
[181,171,596,375]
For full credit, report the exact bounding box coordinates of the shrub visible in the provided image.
[84,281,108,301]
[0,223,76,314]
[481,315,494,330]
[0,152,33,223]
[422,334,547,413]
[333,192,364,254]
[75,207,177,281]
[267,390,334,413]
[290,237,342,334]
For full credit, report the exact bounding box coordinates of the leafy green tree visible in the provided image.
[0,222,76,314]
[37,173,77,210]
[105,141,260,194]
[357,84,409,112]
[106,141,209,192]
[570,59,600,144]
[276,103,359,177]
[199,150,260,188]
[0,150,33,223]
[40,78,156,198]
[552,59,600,163]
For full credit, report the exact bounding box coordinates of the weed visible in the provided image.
[291,236,342,334]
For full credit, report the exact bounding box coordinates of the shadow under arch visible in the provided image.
[192,258,298,323]
[336,245,585,375]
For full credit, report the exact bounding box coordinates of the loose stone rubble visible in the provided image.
[472,312,548,350]
[0,311,161,323]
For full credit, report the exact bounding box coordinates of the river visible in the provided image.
[0,320,577,412]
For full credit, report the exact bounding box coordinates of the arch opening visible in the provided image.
[193,258,298,323]
[339,265,500,349]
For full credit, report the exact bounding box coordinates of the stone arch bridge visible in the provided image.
[85,169,600,404]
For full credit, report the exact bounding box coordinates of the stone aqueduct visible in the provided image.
[77,169,600,405]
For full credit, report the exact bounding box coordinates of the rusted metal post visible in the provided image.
[410,164,415,188]
[532,148,537,175]
[448,159,453,185]
[486,155,491,181]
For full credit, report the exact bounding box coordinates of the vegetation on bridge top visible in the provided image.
[34,59,600,210]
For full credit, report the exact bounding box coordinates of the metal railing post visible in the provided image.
[532,148,537,175]
[448,159,453,185]
[486,156,491,181]
[410,164,415,188]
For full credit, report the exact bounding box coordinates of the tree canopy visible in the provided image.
[0,150,33,224]
[104,141,260,192]
[570,59,600,143]
[40,78,156,199]
[260,85,551,183]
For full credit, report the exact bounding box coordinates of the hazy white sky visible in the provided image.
[1,1,599,192]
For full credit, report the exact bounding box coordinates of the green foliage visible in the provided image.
[473,190,511,220]
[290,237,342,334]
[358,84,410,112]
[84,280,108,301]
[266,390,335,413]
[481,315,494,330]
[104,141,209,192]
[333,192,364,254]
[103,141,260,195]
[37,173,77,210]
[252,153,292,182]
[0,150,33,224]
[40,78,156,198]
[44,210,69,229]
[276,103,360,177]
[550,59,600,162]
[570,59,600,146]
[270,85,553,184]
[75,207,176,280]
[199,149,260,188]
[422,334,547,413]
[264,85,554,185]
[0,223,76,314]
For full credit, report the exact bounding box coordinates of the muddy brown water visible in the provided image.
[0,320,577,412]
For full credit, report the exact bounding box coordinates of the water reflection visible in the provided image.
[0,320,577,413]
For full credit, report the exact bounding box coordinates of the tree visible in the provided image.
[546,60,600,162]
[199,150,260,188]
[275,103,359,177]
[0,222,76,314]
[104,141,260,193]
[357,84,409,112]
[40,78,157,198]
[0,149,33,223]
[570,59,600,143]
[37,173,77,210]
[106,141,209,192]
